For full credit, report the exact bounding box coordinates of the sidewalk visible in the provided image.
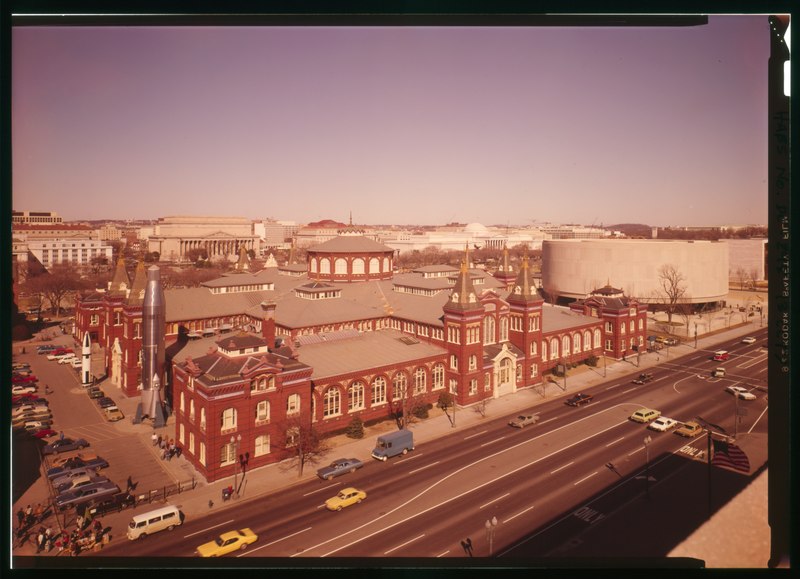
[12,319,770,565]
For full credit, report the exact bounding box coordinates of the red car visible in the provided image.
[32,428,58,439]
[12,374,38,384]
[12,393,44,404]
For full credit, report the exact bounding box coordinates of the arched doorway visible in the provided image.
[494,354,517,398]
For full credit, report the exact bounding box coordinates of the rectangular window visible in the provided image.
[605,339,613,351]
[469,379,478,395]
[220,442,236,466]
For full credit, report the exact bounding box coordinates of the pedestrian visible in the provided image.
[152,432,158,446]
[76,514,84,530]
[126,475,133,492]
[59,431,65,441]
[34,503,44,522]
[160,448,167,460]
[36,528,45,553]
[16,508,24,529]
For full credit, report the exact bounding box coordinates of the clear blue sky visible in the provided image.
[12,16,770,227]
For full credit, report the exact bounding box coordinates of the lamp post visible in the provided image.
[230,434,241,498]
[643,435,652,499]
[485,516,498,556]
[694,323,698,349]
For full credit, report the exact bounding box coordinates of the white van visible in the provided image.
[126,505,183,540]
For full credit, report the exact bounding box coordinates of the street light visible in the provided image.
[694,322,698,349]
[230,434,241,498]
[643,435,652,499]
[485,516,498,556]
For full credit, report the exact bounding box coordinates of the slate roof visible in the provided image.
[541,304,599,333]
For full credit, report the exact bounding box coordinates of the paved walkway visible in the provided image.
[12,317,774,566]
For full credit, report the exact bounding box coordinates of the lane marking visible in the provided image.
[479,493,510,510]
[627,447,645,457]
[550,461,574,474]
[573,471,599,486]
[409,461,440,475]
[464,430,488,441]
[605,436,625,447]
[303,484,340,497]
[436,549,450,557]
[480,436,507,448]
[242,526,312,555]
[384,533,425,555]
[183,519,235,538]
[504,505,535,523]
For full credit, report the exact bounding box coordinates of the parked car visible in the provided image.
[17,420,53,433]
[79,491,135,517]
[632,373,654,385]
[43,437,90,455]
[12,410,52,425]
[12,374,38,383]
[725,386,756,401]
[648,417,678,432]
[565,393,594,406]
[196,528,258,557]
[629,408,661,423]
[47,349,74,361]
[58,355,77,364]
[12,362,32,370]
[47,457,109,479]
[741,336,757,345]
[88,388,105,399]
[675,421,704,438]
[325,487,367,511]
[55,481,120,511]
[508,414,540,428]
[12,403,49,417]
[37,345,59,354]
[663,337,678,346]
[316,458,364,480]
[104,406,124,422]
[11,385,38,395]
[51,451,99,468]
[32,427,59,439]
[55,474,110,494]
[70,358,83,368]
[97,397,117,409]
[12,394,47,406]
[51,467,101,489]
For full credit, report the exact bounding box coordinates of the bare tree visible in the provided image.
[281,418,330,478]
[657,264,687,327]
[733,266,748,291]
[437,391,456,427]
[748,267,760,291]
[23,264,89,317]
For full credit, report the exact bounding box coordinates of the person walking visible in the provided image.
[16,508,24,530]
[151,432,158,446]
[34,503,44,522]
[126,475,134,492]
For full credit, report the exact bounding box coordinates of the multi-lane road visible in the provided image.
[91,329,768,560]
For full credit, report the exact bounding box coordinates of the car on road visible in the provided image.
[725,386,756,401]
[325,487,367,511]
[632,373,654,385]
[51,467,101,489]
[88,388,105,399]
[663,337,678,346]
[712,350,730,361]
[508,414,540,428]
[565,393,594,406]
[11,385,38,395]
[43,437,90,455]
[80,491,136,517]
[55,474,111,494]
[316,458,364,480]
[630,408,661,423]
[196,528,258,557]
[711,367,726,378]
[675,421,704,438]
[97,397,117,409]
[55,481,120,511]
[104,406,124,422]
[648,417,678,432]
[47,456,109,479]
[741,337,757,344]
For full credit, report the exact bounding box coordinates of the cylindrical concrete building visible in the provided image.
[542,239,729,305]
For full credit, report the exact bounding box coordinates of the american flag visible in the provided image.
[712,438,750,473]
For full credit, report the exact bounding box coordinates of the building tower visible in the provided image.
[442,247,485,406]
[506,253,544,387]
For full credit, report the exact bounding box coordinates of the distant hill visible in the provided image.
[607,224,653,238]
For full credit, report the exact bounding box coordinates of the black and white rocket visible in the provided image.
[135,265,167,427]
[81,331,91,385]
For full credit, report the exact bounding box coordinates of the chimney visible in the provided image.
[260,301,277,349]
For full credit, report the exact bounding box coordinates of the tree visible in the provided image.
[437,391,455,427]
[282,419,330,478]
[733,266,748,291]
[345,416,365,439]
[23,264,89,317]
[657,264,687,327]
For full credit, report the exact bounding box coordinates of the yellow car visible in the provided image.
[104,406,124,422]
[325,487,367,511]
[196,528,258,557]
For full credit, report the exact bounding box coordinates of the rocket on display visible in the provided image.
[135,265,167,427]
[81,331,91,385]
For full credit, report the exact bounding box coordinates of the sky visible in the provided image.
[12,15,771,228]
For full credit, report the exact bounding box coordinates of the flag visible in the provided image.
[712,438,750,473]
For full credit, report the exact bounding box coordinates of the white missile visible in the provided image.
[81,331,91,385]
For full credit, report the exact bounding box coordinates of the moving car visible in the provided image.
[196,528,258,557]
[712,350,730,361]
[316,458,364,480]
[675,421,704,438]
[43,437,90,455]
[325,487,367,511]
[663,337,678,346]
[47,456,109,479]
[725,386,756,401]
[104,406,125,422]
[55,481,120,511]
[632,373,654,385]
[711,367,726,378]
[741,337,757,345]
[630,408,661,423]
[508,414,540,428]
[565,393,594,406]
[648,417,678,432]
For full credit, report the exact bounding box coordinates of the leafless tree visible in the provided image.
[437,391,456,427]
[281,418,330,478]
[23,264,90,317]
[657,264,687,327]
[748,267,760,291]
[733,266,748,291]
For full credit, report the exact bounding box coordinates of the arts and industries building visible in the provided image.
[74,228,658,483]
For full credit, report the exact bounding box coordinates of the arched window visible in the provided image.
[392,372,407,401]
[562,335,570,357]
[382,257,390,272]
[638,318,644,331]
[179,423,185,444]
[542,340,547,360]
[200,408,206,432]
[584,330,592,351]
[369,257,379,273]
[414,368,426,394]
[530,341,537,356]
[335,258,347,275]
[189,399,195,422]
[323,387,341,417]
[348,381,365,411]
[320,259,330,274]
[630,320,635,332]
[469,354,477,371]
[371,376,387,405]
[189,432,195,455]
[550,338,559,360]
[432,364,445,390]
[483,316,496,345]
[573,333,581,354]
[352,258,365,274]
[500,317,509,341]
[311,259,318,273]
[287,394,301,415]
[499,357,512,383]
[179,392,185,413]
[199,442,206,466]
[594,329,602,348]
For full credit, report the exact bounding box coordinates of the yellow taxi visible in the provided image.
[196,528,258,557]
[325,487,367,511]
